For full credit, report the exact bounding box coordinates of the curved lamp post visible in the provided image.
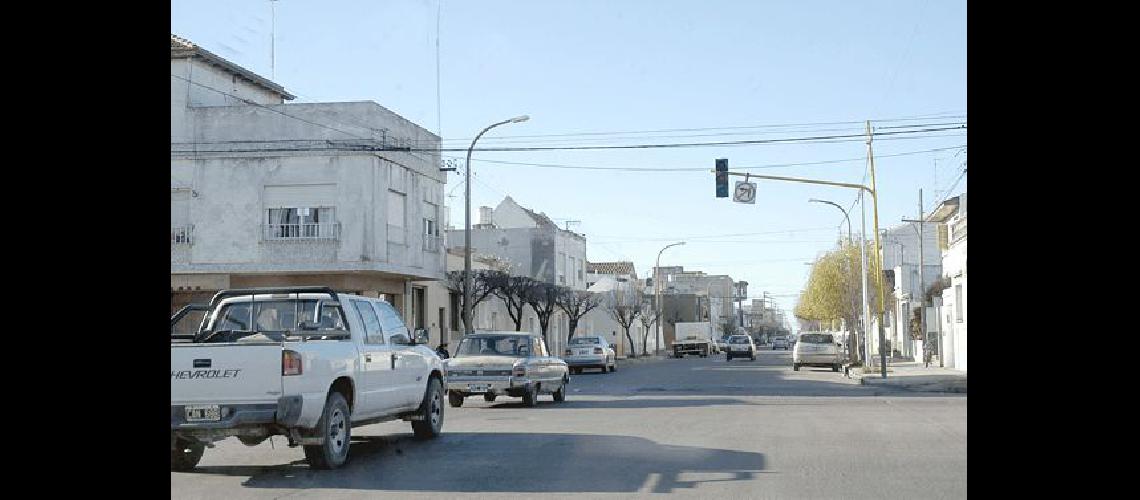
[654,241,685,355]
[463,115,529,335]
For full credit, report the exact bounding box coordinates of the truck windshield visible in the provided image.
[455,335,532,357]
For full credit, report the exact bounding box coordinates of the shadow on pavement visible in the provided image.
[478,397,752,409]
[193,432,765,494]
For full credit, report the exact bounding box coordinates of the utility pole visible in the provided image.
[859,191,869,366]
[867,120,887,379]
[270,0,277,80]
[903,190,933,367]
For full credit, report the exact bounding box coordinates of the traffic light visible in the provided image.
[715,158,728,198]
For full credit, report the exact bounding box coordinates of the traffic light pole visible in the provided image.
[713,168,888,378]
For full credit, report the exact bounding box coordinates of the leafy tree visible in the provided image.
[795,241,887,363]
[558,290,602,340]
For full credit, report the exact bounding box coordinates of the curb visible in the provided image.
[858,375,967,393]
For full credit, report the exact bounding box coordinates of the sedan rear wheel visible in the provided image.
[522,385,538,407]
[448,390,464,407]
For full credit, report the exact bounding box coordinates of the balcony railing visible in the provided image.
[171,225,194,244]
[423,234,441,252]
[264,223,341,241]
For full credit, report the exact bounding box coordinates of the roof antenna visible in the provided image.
[270,0,278,80]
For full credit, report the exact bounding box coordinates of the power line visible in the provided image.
[419,126,966,153]
[589,226,837,240]
[432,121,965,147]
[437,114,966,143]
[441,145,967,173]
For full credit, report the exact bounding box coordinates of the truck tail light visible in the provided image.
[512,365,526,377]
[594,347,603,354]
[283,350,303,376]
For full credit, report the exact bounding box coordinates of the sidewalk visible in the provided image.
[851,360,967,393]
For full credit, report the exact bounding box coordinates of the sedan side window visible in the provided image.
[351,300,384,344]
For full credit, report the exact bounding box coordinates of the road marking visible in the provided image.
[640,472,661,493]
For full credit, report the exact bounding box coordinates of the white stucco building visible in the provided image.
[446,197,588,290]
[930,193,967,371]
[879,222,944,358]
[170,34,447,331]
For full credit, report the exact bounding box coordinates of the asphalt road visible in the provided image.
[171,348,967,499]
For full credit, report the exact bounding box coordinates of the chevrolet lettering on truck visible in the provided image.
[170,287,446,471]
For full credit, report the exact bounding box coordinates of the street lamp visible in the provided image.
[809,198,852,245]
[464,115,529,335]
[654,241,685,355]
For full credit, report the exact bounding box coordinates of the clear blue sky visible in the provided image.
[172,0,967,327]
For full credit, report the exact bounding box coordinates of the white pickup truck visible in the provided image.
[170,287,445,471]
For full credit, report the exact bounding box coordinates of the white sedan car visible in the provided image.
[444,332,569,407]
[562,335,616,374]
[724,334,756,361]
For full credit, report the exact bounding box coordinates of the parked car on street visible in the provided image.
[793,332,842,372]
[772,336,789,350]
[444,331,569,407]
[170,287,445,471]
[725,334,756,361]
[562,335,616,374]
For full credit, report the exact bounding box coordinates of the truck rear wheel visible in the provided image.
[303,391,351,469]
[170,436,205,471]
[412,378,444,439]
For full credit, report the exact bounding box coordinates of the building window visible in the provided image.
[388,191,406,244]
[265,207,338,240]
[423,217,439,252]
[954,284,964,322]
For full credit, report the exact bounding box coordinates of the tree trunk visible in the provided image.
[568,318,578,340]
[624,326,638,358]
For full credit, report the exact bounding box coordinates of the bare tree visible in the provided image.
[525,282,566,345]
[558,290,602,340]
[445,269,504,333]
[638,299,659,356]
[606,285,643,357]
[492,275,537,331]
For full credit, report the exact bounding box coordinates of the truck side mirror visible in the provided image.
[414,328,429,345]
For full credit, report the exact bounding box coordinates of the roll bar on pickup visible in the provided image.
[176,287,347,343]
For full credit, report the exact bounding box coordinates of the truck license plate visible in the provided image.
[185,405,221,422]
[467,384,489,392]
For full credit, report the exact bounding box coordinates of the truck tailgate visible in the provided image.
[171,343,283,405]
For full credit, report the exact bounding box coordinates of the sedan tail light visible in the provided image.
[593,347,603,354]
[282,350,303,376]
